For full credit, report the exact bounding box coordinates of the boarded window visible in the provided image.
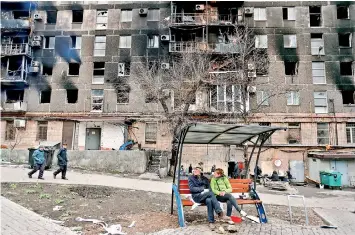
[5,121,15,140]
[91,89,104,112]
[286,91,300,105]
[94,36,106,56]
[288,123,301,144]
[283,7,296,20]
[317,123,329,145]
[37,121,48,141]
[93,62,105,84]
[338,33,352,47]
[283,35,297,48]
[147,9,160,21]
[346,123,355,143]
[47,11,57,24]
[337,6,349,19]
[284,61,298,75]
[121,9,132,22]
[96,10,108,29]
[44,36,55,49]
[68,63,80,76]
[72,10,83,23]
[145,123,157,143]
[314,91,328,113]
[259,122,271,144]
[147,35,159,48]
[71,36,81,49]
[255,35,267,48]
[312,62,326,84]
[256,91,269,106]
[67,89,78,103]
[40,90,51,103]
[311,33,324,55]
[309,6,321,27]
[6,90,24,102]
[119,36,132,48]
[254,8,266,21]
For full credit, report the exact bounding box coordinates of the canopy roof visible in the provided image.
[181,123,286,145]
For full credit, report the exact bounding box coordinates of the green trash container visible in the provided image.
[319,171,342,189]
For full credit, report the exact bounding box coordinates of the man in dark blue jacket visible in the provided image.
[188,166,228,230]
[28,145,45,179]
[53,144,68,180]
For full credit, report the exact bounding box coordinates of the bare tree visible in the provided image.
[9,128,23,151]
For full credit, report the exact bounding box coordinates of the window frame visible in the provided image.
[314,91,328,114]
[312,62,326,84]
[91,89,104,112]
[92,62,105,84]
[255,35,268,49]
[286,91,300,106]
[317,123,329,145]
[68,63,80,76]
[145,122,158,143]
[94,36,106,56]
[283,7,296,21]
[346,123,355,144]
[72,10,83,23]
[210,84,244,113]
[42,65,53,76]
[119,36,132,48]
[44,36,55,49]
[254,8,267,21]
[46,10,57,24]
[96,9,108,29]
[337,6,349,20]
[147,35,159,48]
[257,90,269,106]
[283,35,297,48]
[311,33,325,55]
[36,121,48,141]
[40,90,51,104]
[71,36,82,49]
[5,121,15,141]
[338,33,352,48]
[121,9,133,22]
[66,89,78,104]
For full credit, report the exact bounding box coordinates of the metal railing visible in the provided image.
[170,13,237,25]
[0,19,30,29]
[1,102,27,112]
[169,42,239,53]
[0,43,32,56]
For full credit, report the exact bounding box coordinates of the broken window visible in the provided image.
[40,90,51,103]
[42,65,53,76]
[283,35,297,48]
[314,91,328,113]
[37,121,48,141]
[117,89,130,104]
[66,89,78,103]
[6,90,24,103]
[259,122,271,144]
[147,9,160,21]
[72,10,83,23]
[145,92,158,103]
[121,9,132,22]
[68,63,80,76]
[256,91,269,106]
[340,61,353,76]
[346,123,355,143]
[119,36,132,48]
[341,90,355,105]
[147,35,159,48]
[5,121,15,141]
[118,62,130,76]
[288,123,301,144]
[94,36,106,56]
[337,6,349,19]
[254,8,266,21]
[91,89,104,112]
[71,36,82,49]
[283,7,296,20]
[44,36,55,49]
[210,85,243,113]
[145,123,157,143]
[13,11,29,19]
[309,6,321,27]
[93,62,105,84]
[284,61,298,75]
[96,10,108,29]
[338,33,352,47]
[311,33,324,55]
[255,35,268,48]
[286,91,300,105]
[312,62,326,84]
[317,123,329,145]
[47,11,57,24]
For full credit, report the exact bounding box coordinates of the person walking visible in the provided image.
[53,143,68,180]
[28,145,46,179]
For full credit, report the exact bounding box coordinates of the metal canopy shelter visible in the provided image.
[171,123,286,215]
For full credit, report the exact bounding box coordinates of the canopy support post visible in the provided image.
[244,135,260,179]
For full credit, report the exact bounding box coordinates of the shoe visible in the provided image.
[62,178,68,180]
[53,173,56,179]
[240,210,247,217]
[38,177,44,180]
[218,212,230,223]
[209,223,216,231]
[28,173,32,179]
[191,203,200,210]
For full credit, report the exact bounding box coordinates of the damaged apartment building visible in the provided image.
[1,1,355,185]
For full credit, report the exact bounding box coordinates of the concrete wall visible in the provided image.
[0,149,28,164]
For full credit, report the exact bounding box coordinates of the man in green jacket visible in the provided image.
[210,168,247,217]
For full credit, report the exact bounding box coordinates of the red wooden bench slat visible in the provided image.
[179,188,249,194]
[181,199,262,206]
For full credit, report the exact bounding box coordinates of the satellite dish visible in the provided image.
[274,159,282,167]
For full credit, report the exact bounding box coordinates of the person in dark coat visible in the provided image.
[28,145,45,179]
[271,170,279,181]
[188,164,193,174]
[53,144,68,180]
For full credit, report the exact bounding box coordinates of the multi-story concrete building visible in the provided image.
[1,1,355,185]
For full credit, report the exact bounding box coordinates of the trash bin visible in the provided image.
[319,171,342,189]
[28,142,60,170]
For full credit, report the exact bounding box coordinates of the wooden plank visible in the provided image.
[180,188,248,194]
[179,184,249,190]
[181,199,262,207]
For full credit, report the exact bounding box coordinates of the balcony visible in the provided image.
[0,19,30,32]
[209,14,234,25]
[171,13,207,25]
[169,42,239,54]
[1,102,27,112]
[1,43,32,57]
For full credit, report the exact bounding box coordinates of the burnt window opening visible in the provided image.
[72,10,83,23]
[118,62,131,76]
[67,89,78,103]
[337,6,349,19]
[68,63,80,76]
[284,61,298,75]
[6,90,24,103]
[309,6,321,27]
[42,65,53,76]
[47,11,57,24]
[145,93,158,103]
[341,91,355,105]
[40,90,51,103]
[13,11,29,19]
[338,33,352,47]
[93,62,105,76]
[282,7,296,20]
[5,121,15,140]
[340,62,353,76]
[116,87,130,104]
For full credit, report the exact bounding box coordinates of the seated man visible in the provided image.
[188,166,229,229]
[211,168,247,217]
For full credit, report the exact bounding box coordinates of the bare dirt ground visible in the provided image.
[1,183,324,234]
